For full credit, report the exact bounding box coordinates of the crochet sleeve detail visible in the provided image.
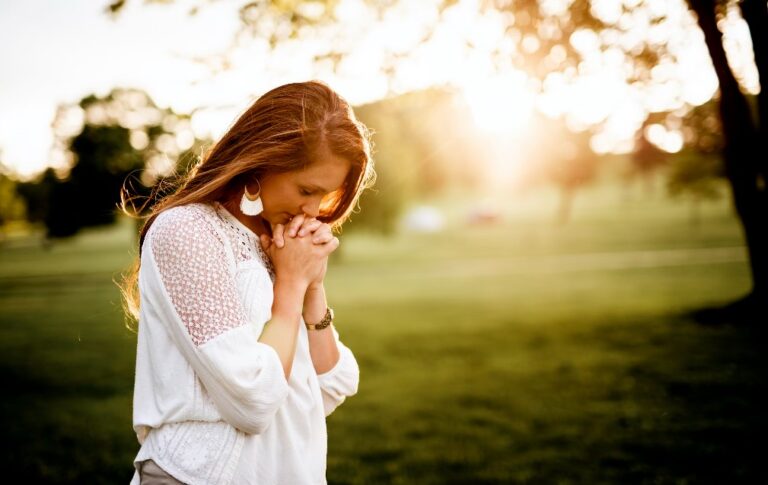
[149,204,248,347]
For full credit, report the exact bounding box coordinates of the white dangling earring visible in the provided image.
[240,180,263,216]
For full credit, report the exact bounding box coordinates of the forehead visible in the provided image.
[295,150,351,190]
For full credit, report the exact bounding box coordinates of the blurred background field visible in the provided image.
[1,181,764,483]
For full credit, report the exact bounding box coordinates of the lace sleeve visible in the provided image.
[144,204,290,434]
[149,205,248,346]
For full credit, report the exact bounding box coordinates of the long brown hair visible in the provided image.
[117,80,375,328]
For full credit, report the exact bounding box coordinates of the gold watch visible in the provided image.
[305,307,334,331]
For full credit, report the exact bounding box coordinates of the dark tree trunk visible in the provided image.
[688,0,768,315]
[740,0,768,154]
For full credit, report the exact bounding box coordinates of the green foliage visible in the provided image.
[663,100,726,203]
[0,170,27,226]
[17,88,205,239]
[48,124,146,235]
[667,149,724,202]
[15,168,55,224]
[680,99,724,155]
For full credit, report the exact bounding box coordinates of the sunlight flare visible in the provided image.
[460,72,535,135]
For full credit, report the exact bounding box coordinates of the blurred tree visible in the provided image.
[0,165,28,240]
[680,98,724,156]
[667,150,724,226]
[16,168,54,225]
[623,99,726,208]
[663,99,725,224]
[626,113,672,195]
[26,88,206,239]
[549,129,600,225]
[352,87,485,233]
[519,113,601,223]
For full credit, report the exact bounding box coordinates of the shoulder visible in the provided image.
[149,202,224,249]
[155,202,217,227]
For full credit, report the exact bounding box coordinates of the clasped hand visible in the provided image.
[258,214,339,289]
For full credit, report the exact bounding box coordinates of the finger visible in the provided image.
[298,219,322,237]
[287,213,305,237]
[312,233,333,245]
[312,227,333,244]
[323,236,340,254]
[273,224,285,248]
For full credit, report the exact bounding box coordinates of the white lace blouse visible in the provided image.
[129,201,359,485]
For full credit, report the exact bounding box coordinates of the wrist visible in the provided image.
[272,277,307,321]
[307,280,324,292]
[275,274,309,294]
[305,307,334,331]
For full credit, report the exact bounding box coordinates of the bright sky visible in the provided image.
[0,0,327,179]
[0,0,758,181]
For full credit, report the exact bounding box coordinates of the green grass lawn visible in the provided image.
[1,183,765,484]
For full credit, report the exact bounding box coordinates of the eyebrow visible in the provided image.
[303,183,333,193]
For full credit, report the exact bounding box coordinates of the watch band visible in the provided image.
[305,307,333,331]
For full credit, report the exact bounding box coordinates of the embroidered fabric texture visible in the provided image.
[141,421,243,484]
[149,203,273,347]
[213,201,276,280]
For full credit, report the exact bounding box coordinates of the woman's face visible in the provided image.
[257,149,351,226]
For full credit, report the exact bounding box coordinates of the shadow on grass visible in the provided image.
[327,309,768,484]
[589,314,766,484]
[688,292,768,328]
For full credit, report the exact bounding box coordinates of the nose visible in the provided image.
[301,198,321,219]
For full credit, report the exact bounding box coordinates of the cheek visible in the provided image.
[262,187,301,215]
[261,184,285,206]
[259,174,308,214]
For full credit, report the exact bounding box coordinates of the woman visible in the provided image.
[119,80,375,484]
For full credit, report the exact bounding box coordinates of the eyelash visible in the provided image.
[300,188,313,196]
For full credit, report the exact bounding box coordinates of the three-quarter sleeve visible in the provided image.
[316,325,360,417]
[144,205,290,434]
